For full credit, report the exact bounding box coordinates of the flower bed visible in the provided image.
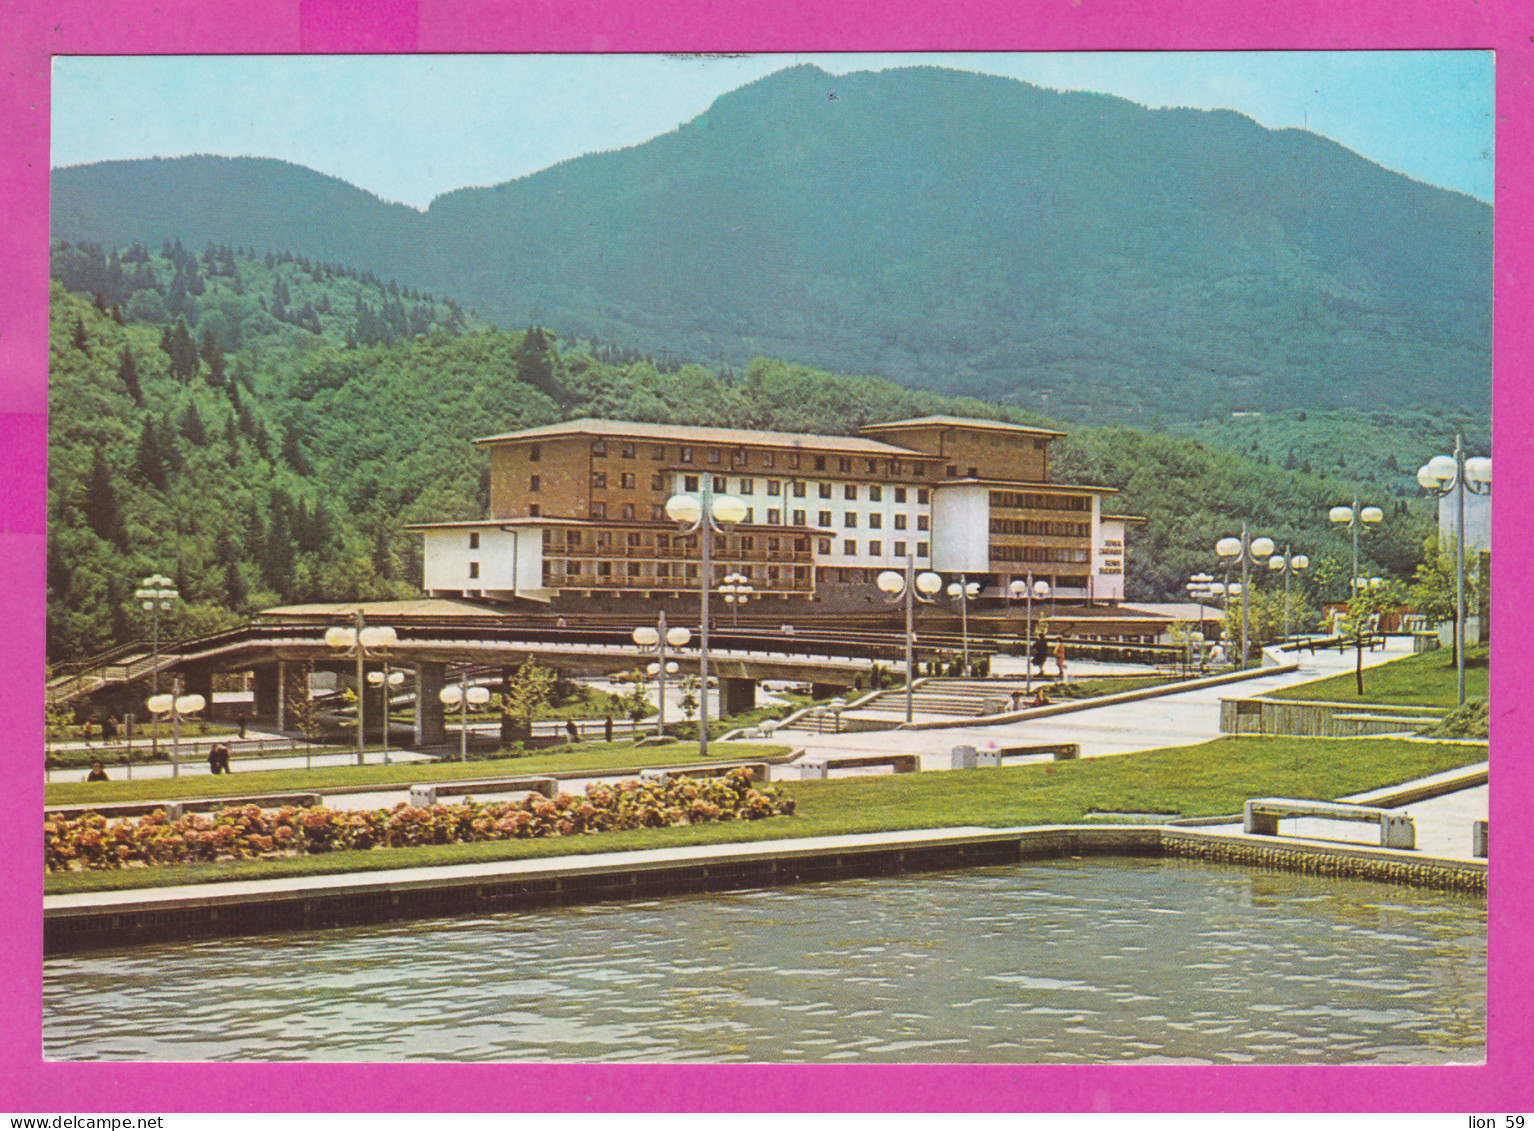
[45,769,795,872]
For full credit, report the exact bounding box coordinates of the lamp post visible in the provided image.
[145,675,204,779]
[1328,497,1384,694]
[324,610,397,765]
[718,572,755,627]
[133,574,179,763]
[666,479,748,758]
[633,612,690,739]
[946,575,982,675]
[1417,438,1491,705]
[1216,526,1276,669]
[877,558,945,722]
[366,667,405,764]
[1009,575,1052,692]
[1187,573,1237,668]
[439,675,490,762]
[1266,548,1310,642]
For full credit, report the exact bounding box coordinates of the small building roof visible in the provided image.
[1120,602,1225,621]
[259,598,509,620]
[474,417,923,456]
[935,477,1120,495]
[858,415,1065,438]
[1101,513,1148,524]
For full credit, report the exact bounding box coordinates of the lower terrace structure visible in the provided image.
[410,415,1142,617]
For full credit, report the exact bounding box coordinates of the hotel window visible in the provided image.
[768,508,782,525]
[468,561,479,579]
[597,531,613,547]
[918,488,930,504]
[745,507,755,523]
[868,541,882,557]
[767,537,781,552]
[657,533,672,549]
[684,475,699,491]
[530,475,541,492]
[529,444,541,462]
[656,563,670,578]
[714,476,727,493]
[651,504,666,521]
[796,538,809,552]
[946,465,958,477]
[768,565,781,581]
[818,539,831,555]
[709,448,721,464]
[732,449,747,467]
[567,561,582,575]
[895,487,907,503]
[740,537,755,551]
[628,562,643,576]
[542,530,552,546]
[767,479,782,496]
[968,466,979,477]
[681,446,694,463]
[894,513,907,530]
[793,509,807,526]
[844,513,858,528]
[763,451,776,468]
[542,562,552,582]
[592,439,607,457]
[869,485,882,502]
[788,452,801,469]
[793,482,807,498]
[918,515,930,531]
[528,504,540,517]
[917,542,929,557]
[651,474,665,490]
[621,442,636,459]
[652,445,665,460]
[566,530,582,546]
[838,457,852,473]
[621,503,635,520]
[890,459,902,476]
[628,532,643,547]
[591,502,606,519]
[894,540,907,557]
[865,459,878,474]
[912,462,925,476]
[468,532,480,549]
[869,513,882,529]
[620,473,636,489]
[819,483,832,499]
[686,564,699,579]
[795,565,808,580]
[818,511,832,527]
[598,561,612,577]
[844,484,857,501]
[843,540,857,556]
[740,478,754,495]
[814,456,827,471]
[591,471,607,489]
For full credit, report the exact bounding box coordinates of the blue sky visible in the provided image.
[51,51,1494,210]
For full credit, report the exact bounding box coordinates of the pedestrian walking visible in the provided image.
[604,714,614,742]
[566,719,579,743]
[101,714,119,744]
[208,743,232,774]
[1031,631,1049,676]
[238,714,249,739]
[1054,638,1068,684]
[81,718,94,746]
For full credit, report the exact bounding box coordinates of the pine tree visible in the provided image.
[118,348,143,405]
[134,418,168,490]
[84,450,124,547]
[180,400,208,446]
[72,317,89,353]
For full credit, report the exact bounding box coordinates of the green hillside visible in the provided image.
[48,244,1437,664]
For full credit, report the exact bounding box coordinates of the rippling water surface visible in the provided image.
[44,859,1485,1063]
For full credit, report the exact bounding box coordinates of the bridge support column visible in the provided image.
[252,664,280,720]
[415,662,447,747]
[720,677,757,716]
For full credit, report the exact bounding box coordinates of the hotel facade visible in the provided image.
[411,415,1139,614]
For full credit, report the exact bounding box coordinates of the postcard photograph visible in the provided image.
[40,50,1491,1067]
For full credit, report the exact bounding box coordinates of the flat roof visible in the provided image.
[474,417,925,457]
[859,415,1065,438]
[936,477,1121,494]
[1101,513,1148,524]
[260,598,509,619]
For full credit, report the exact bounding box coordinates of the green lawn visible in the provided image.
[44,741,792,807]
[45,735,1485,896]
[1268,645,1488,707]
[1051,674,1184,700]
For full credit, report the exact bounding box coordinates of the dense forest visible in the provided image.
[48,238,1445,664]
[51,64,1491,427]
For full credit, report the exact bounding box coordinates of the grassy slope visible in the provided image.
[45,736,1486,895]
[1269,646,1489,707]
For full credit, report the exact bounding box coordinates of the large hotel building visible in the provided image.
[411,415,1139,615]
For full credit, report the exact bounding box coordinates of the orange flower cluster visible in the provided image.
[45,769,795,871]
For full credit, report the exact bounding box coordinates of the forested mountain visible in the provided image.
[50,64,1491,427]
[48,245,1436,663]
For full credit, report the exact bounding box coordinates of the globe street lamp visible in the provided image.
[877,558,945,723]
[946,576,983,675]
[1266,548,1310,642]
[666,479,748,758]
[133,574,179,763]
[1328,497,1384,693]
[366,668,406,765]
[145,675,204,779]
[439,677,490,762]
[718,572,755,627]
[1216,526,1276,669]
[1187,573,1239,667]
[1008,575,1052,692]
[1417,437,1491,705]
[633,613,691,739]
[325,611,397,765]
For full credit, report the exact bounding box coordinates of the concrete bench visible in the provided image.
[639,762,769,783]
[950,743,1079,768]
[1244,797,1415,849]
[1332,712,1441,735]
[798,753,921,779]
[408,778,559,807]
[1473,819,1488,858]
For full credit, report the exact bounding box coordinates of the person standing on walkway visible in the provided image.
[1031,631,1049,678]
[604,714,614,743]
[566,719,579,744]
[1054,638,1068,684]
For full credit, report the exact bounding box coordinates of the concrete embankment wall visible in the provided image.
[44,824,1485,954]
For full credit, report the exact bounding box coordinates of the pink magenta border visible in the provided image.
[2,0,1528,1112]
